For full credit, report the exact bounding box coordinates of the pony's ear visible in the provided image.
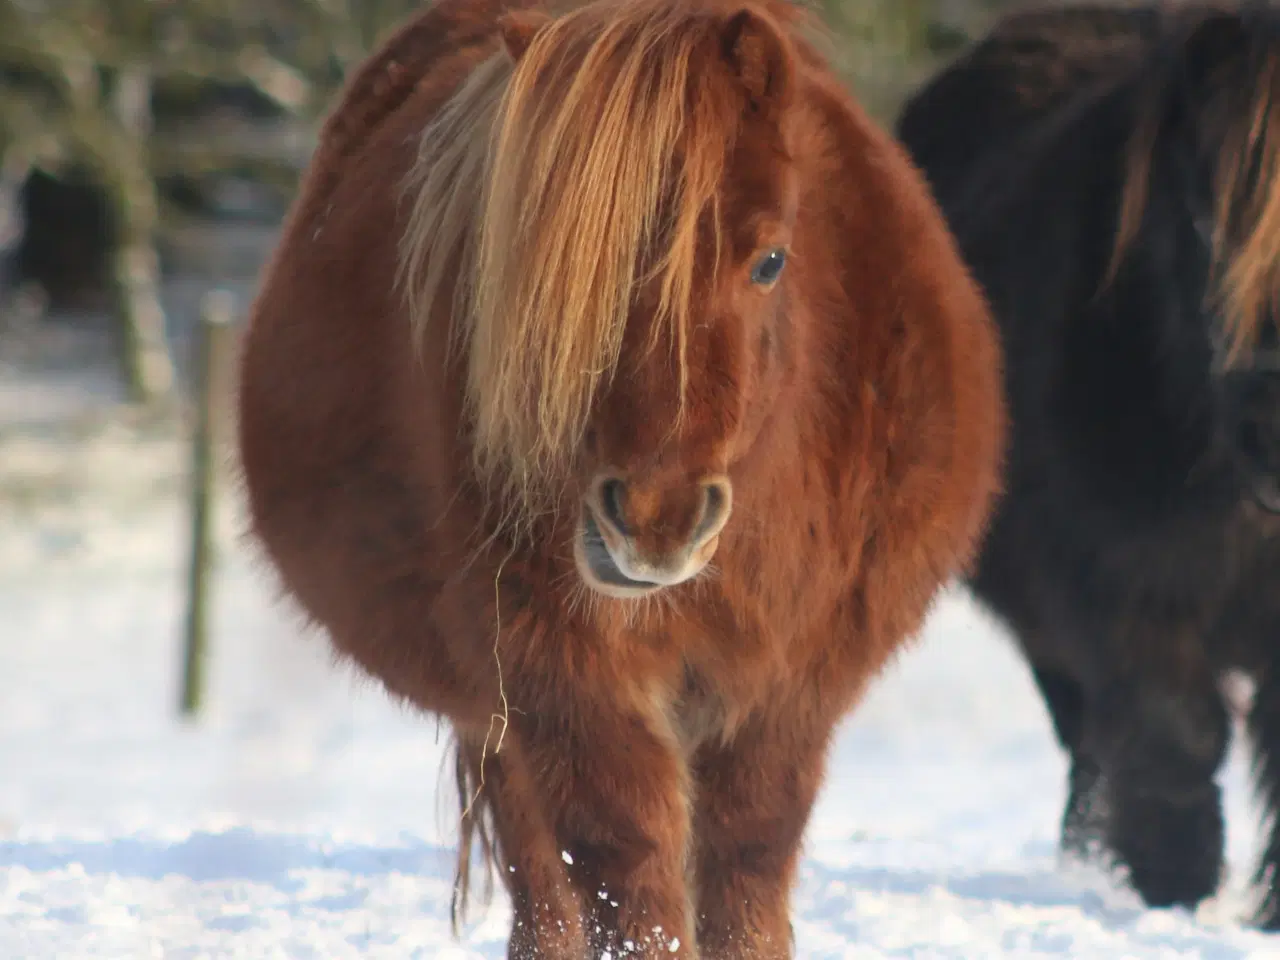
[720,8,794,112]
[498,9,551,63]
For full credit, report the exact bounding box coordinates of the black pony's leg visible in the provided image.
[1244,664,1280,929]
[1032,665,1086,751]
[1084,673,1230,910]
[1028,665,1105,856]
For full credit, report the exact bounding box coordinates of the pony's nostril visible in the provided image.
[598,478,629,535]
[695,479,732,544]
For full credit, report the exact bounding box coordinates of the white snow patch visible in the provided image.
[0,451,1277,957]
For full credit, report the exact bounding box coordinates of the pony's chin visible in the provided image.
[572,529,705,601]
[578,571,665,601]
[572,541,665,600]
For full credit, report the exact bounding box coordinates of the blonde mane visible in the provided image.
[398,0,743,527]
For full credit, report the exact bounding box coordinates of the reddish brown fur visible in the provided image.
[236,0,1006,956]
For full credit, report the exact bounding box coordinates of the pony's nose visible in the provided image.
[692,478,732,547]
[579,474,733,595]
[581,478,732,599]
[598,477,631,536]
[591,475,733,551]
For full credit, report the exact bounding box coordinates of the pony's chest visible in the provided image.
[668,545,857,721]
[669,656,775,751]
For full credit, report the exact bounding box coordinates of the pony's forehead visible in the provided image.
[522,0,795,98]
[512,2,804,167]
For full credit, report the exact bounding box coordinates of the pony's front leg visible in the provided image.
[456,734,590,959]
[690,709,830,959]
[515,693,696,958]
[1084,670,1229,911]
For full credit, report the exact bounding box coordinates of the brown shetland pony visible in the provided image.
[236,0,1005,955]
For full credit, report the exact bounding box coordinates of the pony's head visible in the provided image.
[401,0,805,596]
[1109,2,1280,511]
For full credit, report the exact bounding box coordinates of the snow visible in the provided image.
[2,427,1280,958]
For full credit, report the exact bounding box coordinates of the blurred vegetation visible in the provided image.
[0,0,1023,408]
[0,0,422,405]
[824,0,1025,120]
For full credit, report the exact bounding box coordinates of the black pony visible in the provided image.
[897,0,1280,928]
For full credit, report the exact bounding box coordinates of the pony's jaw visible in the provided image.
[573,507,716,600]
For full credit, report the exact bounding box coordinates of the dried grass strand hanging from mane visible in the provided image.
[398,1,736,533]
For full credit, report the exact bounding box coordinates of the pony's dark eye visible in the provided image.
[750,248,786,286]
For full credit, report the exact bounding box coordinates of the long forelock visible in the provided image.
[400,0,745,533]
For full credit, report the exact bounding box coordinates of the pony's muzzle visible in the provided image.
[575,474,733,598]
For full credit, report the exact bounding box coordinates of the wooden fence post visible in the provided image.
[180,289,236,717]
[108,64,177,405]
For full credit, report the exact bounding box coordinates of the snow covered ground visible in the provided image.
[2,427,1279,958]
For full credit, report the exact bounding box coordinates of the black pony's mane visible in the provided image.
[894,2,1280,932]
[1113,1,1280,361]
[900,0,1280,362]
[894,1,1159,212]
